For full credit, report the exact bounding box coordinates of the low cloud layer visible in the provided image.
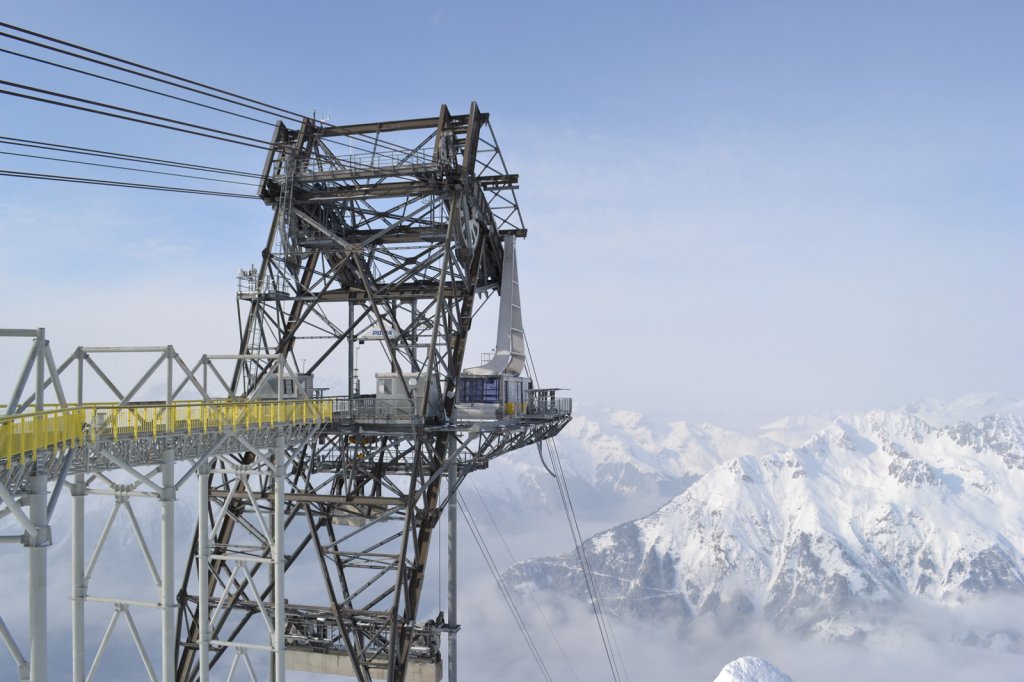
[457,578,1024,682]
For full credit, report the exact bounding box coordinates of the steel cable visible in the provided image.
[465,478,583,682]
[0,45,279,127]
[457,499,555,682]
[0,136,261,177]
[0,150,258,187]
[0,80,271,148]
[0,169,257,198]
[523,334,631,682]
[0,22,305,122]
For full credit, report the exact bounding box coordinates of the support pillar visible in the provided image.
[447,439,457,682]
[348,304,355,399]
[197,461,210,682]
[272,435,286,682]
[71,475,85,682]
[160,450,176,681]
[27,471,49,682]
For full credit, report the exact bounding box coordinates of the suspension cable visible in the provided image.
[546,436,631,682]
[0,136,261,177]
[0,150,258,187]
[0,169,257,198]
[457,499,554,682]
[466,478,582,682]
[523,333,630,682]
[0,80,271,148]
[0,22,305,122]
[0,45,278,127]
[0,89,264,150]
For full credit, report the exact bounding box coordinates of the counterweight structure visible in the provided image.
[174,104,572,681]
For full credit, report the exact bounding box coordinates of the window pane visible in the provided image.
[459,377,500,403]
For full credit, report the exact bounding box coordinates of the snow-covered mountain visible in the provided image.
[505,397,1024,649]
[474,394,1024,531]
[713,656,793,682]
[470,407,783,529]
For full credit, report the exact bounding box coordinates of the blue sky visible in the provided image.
[1,1,1022,429]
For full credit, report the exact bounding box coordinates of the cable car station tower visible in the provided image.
[0,104,570,682]
[174,103,571,681]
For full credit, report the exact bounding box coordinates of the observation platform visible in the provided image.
[0,398,332,493]
[0,393,571,491]
[328,394,572,427]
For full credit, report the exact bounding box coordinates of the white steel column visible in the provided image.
[160,449,176,681]
[197,461,210,682]
[27,471,49,682]
[71,474,86,682]
[29,329,48,681]
[71,342,85,682]
[447,439,457,682]
[272,435,286,682]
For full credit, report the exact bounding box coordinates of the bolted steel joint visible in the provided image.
[22,525,52,548]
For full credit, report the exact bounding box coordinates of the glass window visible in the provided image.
[459,377,499,403]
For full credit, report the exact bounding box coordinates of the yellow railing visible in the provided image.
[0,398,334,464]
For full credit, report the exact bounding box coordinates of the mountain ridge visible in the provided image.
[503,397,1024,650]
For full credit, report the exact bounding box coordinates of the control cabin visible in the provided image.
[455,373,532,421]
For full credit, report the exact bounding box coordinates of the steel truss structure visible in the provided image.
[0,104,571,682]
[0,333,325,682]
[177,104,570,682]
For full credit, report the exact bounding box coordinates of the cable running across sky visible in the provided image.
[0,21,304,197]
[0,22,469,199]
[525,334,632,682]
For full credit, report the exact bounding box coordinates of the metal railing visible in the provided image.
[331,396,440,423]
[0,398,334,463]
[337,149,434,172]
[1,393,571,463]
[527,397,572,417]
[284,611,440,663]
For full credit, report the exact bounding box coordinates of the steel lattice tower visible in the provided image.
[174,104,571,681]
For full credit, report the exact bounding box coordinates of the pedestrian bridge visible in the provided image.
[1,398,333,468]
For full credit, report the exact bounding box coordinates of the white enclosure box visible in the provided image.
[374,372,441,418]
[251,372,315,400]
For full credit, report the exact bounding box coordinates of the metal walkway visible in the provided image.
[1,398,332,469]
[0,333,339,682]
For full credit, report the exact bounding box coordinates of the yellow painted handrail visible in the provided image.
[0,398,333,464]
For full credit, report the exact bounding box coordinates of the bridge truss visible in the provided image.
[0,105,572,682]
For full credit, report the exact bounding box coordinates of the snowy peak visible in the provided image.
[713,657,794,682]
[506,402,1024,647]
[471,407,783,529]
[904,393,1024,427]
[943,414,1024,470]
[562,408,779,482]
